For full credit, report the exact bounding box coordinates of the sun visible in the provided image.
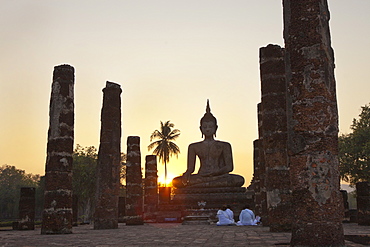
[158,172,177,187]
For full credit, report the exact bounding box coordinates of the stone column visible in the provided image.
[144,155,158,222]
[94,81,122,230]
[158,187,171,204]
[125,136,144,225]
[252,139,262,217]
[18,187,36,230]
[283,0,344,245]
[72,194,78,226]
[340,190,349,219]
[118,197,126,222]
[257,103,268,224]
[356,182,370,225]
[260,44,292,232]
[41,64,74,234]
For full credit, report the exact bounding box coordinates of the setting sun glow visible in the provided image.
[157,172,178,187]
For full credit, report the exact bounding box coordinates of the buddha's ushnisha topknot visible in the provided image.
[200,99,217,126]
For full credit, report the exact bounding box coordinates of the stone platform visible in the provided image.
[171,187,254,219]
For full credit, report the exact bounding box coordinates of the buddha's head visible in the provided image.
[200,100,218,138]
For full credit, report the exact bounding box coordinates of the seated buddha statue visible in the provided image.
[172,100,244,188]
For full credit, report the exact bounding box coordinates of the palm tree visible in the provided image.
[148,120,180,186]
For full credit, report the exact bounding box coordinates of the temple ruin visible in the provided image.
[41,64,74,234]
[249,1,346,244]
[36,2,348,245]
[144,155,158,222]
[17,187,36,230]
[283,0,344,244]
[125,136,144,225]
[94,81,122,230]
[260,44,292,232]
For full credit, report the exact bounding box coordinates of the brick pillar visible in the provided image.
[144,155,158,222]
[72,194,78,226]
[257,103,268,225]
[340,190,349,219]
[94,81,122,229]
[252,139,262,216]
[356,182,370,225]
[41,64,74,234]
[18,187,36,230]
[118,197,126,222]
[158,187,171,204]
[283,0,344,245]
[260,44,292,232]
[125,136,144,225]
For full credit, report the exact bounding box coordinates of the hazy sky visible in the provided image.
[1,1,369,186]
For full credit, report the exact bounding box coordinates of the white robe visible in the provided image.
[236,208,257,226]
[225,208,235,224]
[216,209,234,226]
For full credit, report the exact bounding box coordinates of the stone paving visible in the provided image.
[0,223,368,246]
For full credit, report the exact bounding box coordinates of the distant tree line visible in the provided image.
[0,165,42,219]
[0,145,126,222]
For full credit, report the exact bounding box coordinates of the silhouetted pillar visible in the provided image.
[356,182,370,225]
[260,44,292,232]
[257,103,268,225]
[340,190,349,219]
[72,194,78,226]
[41,64,74,234]
[252,139,262,217]
[18,187,35,230]
[118,197,126,222]
[125,136,144,225]
[283,0,344,245]
[144,155,158,222]
[94,81,122,229]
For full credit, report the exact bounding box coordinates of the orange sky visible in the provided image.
[1,1,369,186]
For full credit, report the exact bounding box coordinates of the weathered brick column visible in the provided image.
[340,190,349,219]
[72,194,78,226]
[94,81,122,230]
[356,182,370,225]
[144,155,158,222]
[41,64,74,234]
[252,139,262,217]
[257,103,268,224]
[260,44,292,232]
[118,197,126,222]
[18,187,36,230]
[125,136,144,225]
[283,0,344,245]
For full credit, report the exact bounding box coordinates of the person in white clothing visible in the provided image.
[236,205,257,226]
[225,205,235,224]
[216,205,235,226]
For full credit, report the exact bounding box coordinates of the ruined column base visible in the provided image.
[93,219,118,230]
[290,222,344,246]
[17,221,35,230]
[41,211,73,234]
[125,216,144,225]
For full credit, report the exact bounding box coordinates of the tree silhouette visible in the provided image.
[339,103,370,186]
[148,121,180,186]
[0,165,40,219]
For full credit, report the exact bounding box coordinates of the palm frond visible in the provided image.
[167,131,180,141]
[150,130,164,141]
[148,140,162,151]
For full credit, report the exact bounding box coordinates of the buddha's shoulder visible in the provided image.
[189,140,231,147]
[188,141,203,147]
[215,140,231,146]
